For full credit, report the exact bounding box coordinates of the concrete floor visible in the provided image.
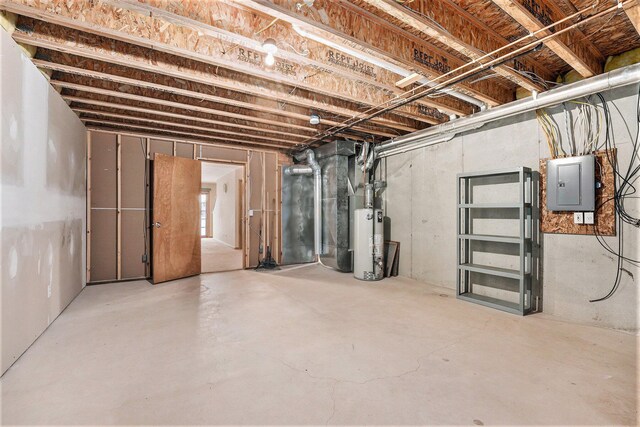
[201,237,243,273]
[1,265,637,425]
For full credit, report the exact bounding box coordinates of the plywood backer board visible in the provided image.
[540,150,616,235]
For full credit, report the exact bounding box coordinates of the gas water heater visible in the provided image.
[353,206,384,281]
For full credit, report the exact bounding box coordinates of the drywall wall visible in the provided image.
[384,84,639,331]
[212,167,242,248]
[202,183,216,238]
[1,30,86,375]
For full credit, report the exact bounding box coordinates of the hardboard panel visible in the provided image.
[121,136,146,209]
[122,210,147,279]
[150,139,173,157]
[201,145,247,162]
[540,150,616,235]
[90,132,117,208]
[90,209,117,281]
[175,142,193,159]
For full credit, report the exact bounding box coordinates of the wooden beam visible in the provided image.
[73,108,304,146]
[2,2,444,125]
[102,0,471,117]
[491,0,604,77]
[396,73,423,89]
[32,58,404,137]
[625,0,640,35]
[52,80,321,133]
[82,119,294,150]
[11,22,422,132]
[86,131,91,283]
[231,0,518,106]
[116,134,122,280]
[354,0,548,92]
[64,96,312,140]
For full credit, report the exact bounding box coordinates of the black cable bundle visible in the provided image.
[590,87,640,302]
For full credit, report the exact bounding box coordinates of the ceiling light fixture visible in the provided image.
[262,38,278,67]
[310,113,321,125]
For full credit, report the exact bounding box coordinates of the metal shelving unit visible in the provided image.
[456,167,536,315]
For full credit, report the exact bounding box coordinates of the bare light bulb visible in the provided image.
[265,53,275,67]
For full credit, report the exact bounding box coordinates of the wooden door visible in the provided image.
[152,154,201,284]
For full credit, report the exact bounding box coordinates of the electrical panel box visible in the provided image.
[546,155,595,211]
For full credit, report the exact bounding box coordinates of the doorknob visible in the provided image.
[152,222,162,228]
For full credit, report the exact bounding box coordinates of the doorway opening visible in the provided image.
[200,161,245,273]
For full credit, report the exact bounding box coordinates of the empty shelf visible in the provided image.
[457,293,522,315]
[457,234,522,244]
[457,203,523,208]
[459,263,521,279]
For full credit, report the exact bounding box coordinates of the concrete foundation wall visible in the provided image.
[1,30,87,375]
[384,84,639,331]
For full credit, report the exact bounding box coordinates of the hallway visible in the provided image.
[201,238,243,273]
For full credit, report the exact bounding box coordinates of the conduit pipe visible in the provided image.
[376,63,640,157]
[284,149,323,256]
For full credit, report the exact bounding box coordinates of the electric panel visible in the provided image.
[546,155,595,212]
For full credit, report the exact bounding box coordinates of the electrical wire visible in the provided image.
[588,87,640,302]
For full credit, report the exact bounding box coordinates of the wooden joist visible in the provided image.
[73,109,307,146]
[491,0,604,77]
[11,20,424,132]
[354,0,549,92]
[2,1,445,126]
[231,0,512,107]
[65,96,312,140]
[625,0,640,35]
[32,58,402,137]
[53,80,320,133]
[102,0,471,117]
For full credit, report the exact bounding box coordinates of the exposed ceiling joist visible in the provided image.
[53,81,322,133]
[11,20,422,133]
[73,108,305,146]
[354,0,547,92]
[625,0,640,35]
[230,0,510,107]
[63,96,318,140]
[102,0,471,118]
[491,0,604,77]
[1,1,444,127]
[33,59,399,138]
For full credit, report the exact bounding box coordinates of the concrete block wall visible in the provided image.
[383,85,639,332]
[1,30,87,374]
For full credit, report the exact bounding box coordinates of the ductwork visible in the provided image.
[284,165,313,175]
[376,63,640,157]
[283,149,322,256]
